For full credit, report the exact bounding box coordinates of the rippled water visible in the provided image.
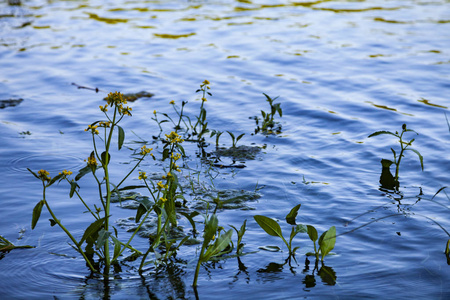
[1,0,449,299]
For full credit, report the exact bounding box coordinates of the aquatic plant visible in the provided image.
[305,225,336,263]
[0,235,33,252]
[254,204,336,264]
[368,123,424,189]
[254,93,283,134]
[28,92,148,274]
[193,213,233,287]
[227,131,245,148]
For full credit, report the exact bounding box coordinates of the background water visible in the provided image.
[1,0,449,299]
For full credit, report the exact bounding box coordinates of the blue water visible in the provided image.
[1,0,449,299]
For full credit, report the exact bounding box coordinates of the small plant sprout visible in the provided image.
[254,93,283,134]
[254,204,306,261]
[210,130,224,148]
[368,123,424,187]
[193,213,233,287]
[305,225,336,263]
[227,131,245,148]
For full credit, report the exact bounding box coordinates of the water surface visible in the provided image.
[1,0,449,299]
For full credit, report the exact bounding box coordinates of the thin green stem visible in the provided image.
[42,185,97,273]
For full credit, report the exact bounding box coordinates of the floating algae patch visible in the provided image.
[110,191,149,204]
[116,216,200,245]
[214,145,261,160]
[191,188,260,210]
[0,98,23,109]
[103,91,154,102]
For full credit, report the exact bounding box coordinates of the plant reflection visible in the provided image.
[379,159,399,192]
[302,257,336,289]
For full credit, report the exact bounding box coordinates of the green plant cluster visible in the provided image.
[25,82,309,288]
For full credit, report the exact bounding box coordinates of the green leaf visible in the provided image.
[227,131,235,141]
[79,217,106,245]
[203,214,219,246]
[69,180,79,198]
[236,133,245,142]
[254,215,283,238]
[135,204,146,223]
[49,218,58,227]
[319,226,336,260]
[285,204,301,225]
[101,151,111,166]
[180,211,200,233]
[295,224,308,234]
[368,131,398,138]
[111,236,122,261]
[203,229,233,261]
[118,125,125,150]
[47,173,64,187]
[177,144,186,157]
[27,168,40,180]
[75,165,92,181]
[162,148,170,161]
[31,200,45,229]
[407,148,424,171]
[307,225,318,242]
[96,228,110,249]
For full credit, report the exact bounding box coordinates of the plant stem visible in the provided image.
[42,185,97,273]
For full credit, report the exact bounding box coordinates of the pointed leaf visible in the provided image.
[49,218,58,227]
[236,133,245,142]
[203,214,219,246]
[407,148,424,171]
[319,226,336,259]
[118,125,125,150]
[79,217,106,245]
[31,200,45,229]
[96,229,110,250]
[101,151,111,166]
[203,229,233,261]
[254,215,283,238]
[227,131,235,141]
[47,173,64,187]
[135,204,147,223]
[75,165,92,181]
[69,180,79,198]
[111,236,122,261]
[286,204,301,225]
[368,131,398,138]
[27,168,40,180]
[307,225,318,242]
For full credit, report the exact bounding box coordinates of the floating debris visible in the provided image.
[0,98,23,109]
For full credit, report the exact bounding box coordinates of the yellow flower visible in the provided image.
[38,169,51,181]
[171,153,182,161]
[140,145,153,155]
[138,171,147,180]
[99,121,111,128]
[203,79,210,85]
[164,131,184,144]
[85,154,97,167]
[59,169,73,177]
[170,100,175,105]
[157,181,168,191]
[160,197,167,203]
[201,97,207,102]
[106,91,126,107]
[99,105,108,112]
[85,124,100,135]
[153,110,157,114]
